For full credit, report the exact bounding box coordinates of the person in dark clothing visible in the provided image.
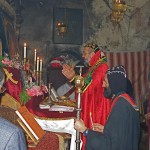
[74,65,140,150]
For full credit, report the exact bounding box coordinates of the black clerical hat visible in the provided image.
[107,65,127,95]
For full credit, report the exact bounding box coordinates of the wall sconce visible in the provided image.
[56,22,67,37]
[110,0,127,23]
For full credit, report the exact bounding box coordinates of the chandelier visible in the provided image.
[110,0,127,23]
[56,22,67,37]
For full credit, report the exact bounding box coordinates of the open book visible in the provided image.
[49,105,74,112]
[15,106,45,145]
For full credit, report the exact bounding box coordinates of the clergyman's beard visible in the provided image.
[104,87,113,99]
[84,58,91,64]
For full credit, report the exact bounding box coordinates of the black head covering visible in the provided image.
[107,65,127,95]
[84,43,100,53]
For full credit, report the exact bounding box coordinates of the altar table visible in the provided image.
[25,95,78,150]
[25,95,76,119]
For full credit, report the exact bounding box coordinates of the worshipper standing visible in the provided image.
[0,67,27,150]
[74,65,140,150]
[62,43,111,148]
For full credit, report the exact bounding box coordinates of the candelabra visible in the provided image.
[110,0,127,23]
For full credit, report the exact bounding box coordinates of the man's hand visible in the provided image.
[92,123,104,133]
[62,64,75,80]
[74,119,87,133]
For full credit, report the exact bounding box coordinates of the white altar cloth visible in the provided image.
[36,118,81,150]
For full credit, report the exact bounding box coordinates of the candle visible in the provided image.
[37,57,39,71]
[40,59,42,72]
[34,49,37,62]
[90,112,93,126]
[24,43,27,59]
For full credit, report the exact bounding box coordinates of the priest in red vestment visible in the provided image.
[62,43,111,149]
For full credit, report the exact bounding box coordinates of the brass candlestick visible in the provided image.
[33,61,36,73]
[23,58,26,71]
[48,83,53,105]
[24,58,26,65]
[36,71,39,85]
[39,71,42,86]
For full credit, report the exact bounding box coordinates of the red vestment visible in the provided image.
[81,51,111,149]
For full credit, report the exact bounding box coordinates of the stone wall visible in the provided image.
[18,0,150,75]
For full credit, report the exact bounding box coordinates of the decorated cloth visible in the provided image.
[78,50,111,149]
[4,67,22,103]
[28,132,59,150]
[50,56,64,68]
[84,65,140,150]
[36,118,79,150]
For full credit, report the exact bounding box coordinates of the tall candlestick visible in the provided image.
[37,57,39,71]
[34,49,37,62]
[90,112,93,126]
[24,43,27,59]
[40,59,42,72]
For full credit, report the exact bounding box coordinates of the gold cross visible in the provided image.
[3,68,18,84]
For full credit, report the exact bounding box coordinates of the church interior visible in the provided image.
[0,0,149,149]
